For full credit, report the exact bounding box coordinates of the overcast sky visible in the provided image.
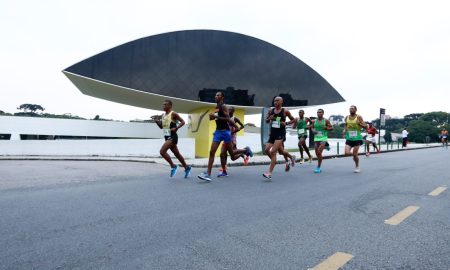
[1,0,449,124]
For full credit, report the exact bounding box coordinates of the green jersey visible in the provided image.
[314,119,328,142]
[296,118,307,136]
[345,115,363,141]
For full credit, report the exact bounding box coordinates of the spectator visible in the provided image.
[402,127,408,147]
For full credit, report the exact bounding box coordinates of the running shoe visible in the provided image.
[299,158,305,164]
[285,162,290,172]
[243,155,249,166]
[314,167,322,173]
[197,172,212,182]
[291,155,296,167]
[354,167,360,173]
[170,165,179,177]
[308,158,313,164]
[366,152,370,157]
[245,146,254,157]
[217,171,229,177]
[262,172,272,180]
[184,165,192,178]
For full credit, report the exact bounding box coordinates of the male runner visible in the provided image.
[152,100,192,178]
[290,109,313,164]
[311,109,333,173]
[440,128,448,149]
[218,107,250,177]
[365,122,380,156]
[198,92,253,182]
[263,96,295,180]
[343,105,367,173]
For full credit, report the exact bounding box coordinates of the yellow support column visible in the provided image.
[187,107,245,158]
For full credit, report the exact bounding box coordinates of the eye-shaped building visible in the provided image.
[63,30,344,157]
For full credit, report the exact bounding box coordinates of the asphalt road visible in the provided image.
[1,148,449,269]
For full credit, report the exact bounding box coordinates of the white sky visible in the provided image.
[1,0,449,124]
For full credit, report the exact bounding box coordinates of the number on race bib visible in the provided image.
[297,128,305,135]
[348,131,357,138]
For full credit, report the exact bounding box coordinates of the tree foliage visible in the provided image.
[408,120,440,143]
[17,104,45,114]
[419,111,449,127]
[327,124,344,138]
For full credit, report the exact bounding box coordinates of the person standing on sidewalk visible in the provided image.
[151,100,192,178]
[290,109,313,164]
[197,92,253,182]
[218,106,251,177]
[402,128,409,148]
[311,109,333,173]
[343,105,367,173]
[262,96,295,180]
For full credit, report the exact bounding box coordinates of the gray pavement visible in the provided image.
[0,142,442,168]
[0,147,449,269]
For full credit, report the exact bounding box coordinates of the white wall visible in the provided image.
[0,116,187,139]
[0,138,195,158]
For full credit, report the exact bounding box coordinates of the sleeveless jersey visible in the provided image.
[296,118,307,136]
[162,111,176,137]
[345,115,363,141]
[270,108,286,136]
[313,119,328,141]
[215,104,230,130]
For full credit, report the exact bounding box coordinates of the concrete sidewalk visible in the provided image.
[0,143,443,168]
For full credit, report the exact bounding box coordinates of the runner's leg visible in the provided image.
[160,140,175,168]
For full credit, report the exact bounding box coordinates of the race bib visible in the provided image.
[348,131,357,138]
[297,128,305,135]
[272,117,281,128]
[316,131,323,136]
[163,129,171,136]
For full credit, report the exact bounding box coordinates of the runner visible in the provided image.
[262,96,295,180]
[290,109,313,164]
[151,100,192,178]
[311,109,333,173]
[364,122,380,156]
[343,105,367,173]
[218,106,251,177]
[440,127,448,149]
[197,92,253,182]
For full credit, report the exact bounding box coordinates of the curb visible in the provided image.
[0,144,441,167]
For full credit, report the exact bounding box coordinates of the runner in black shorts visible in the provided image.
[152,100,192,178]
[263,97,295,180]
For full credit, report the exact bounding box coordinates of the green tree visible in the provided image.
[327,124,344,138]
[17,104,45,114]
[408,120,439,143]
[404,113,424,122]
[384,130,392,143]
[419,111,450,127]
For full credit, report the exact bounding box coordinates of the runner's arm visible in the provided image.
[234,117,245,131]
[172,112,185,132]
[325,119,333,131]
[151,115,163,129]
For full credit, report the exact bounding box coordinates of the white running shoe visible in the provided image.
[354,167,360,173]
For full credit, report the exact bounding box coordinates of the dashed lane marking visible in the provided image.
[428,186,447,196]
[310,252,354,270]
[384,206,420,225]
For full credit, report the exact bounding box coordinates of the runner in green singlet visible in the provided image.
[343,105,367,173]
[290,110,312,164]
[311,109,333,173]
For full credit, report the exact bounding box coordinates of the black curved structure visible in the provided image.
[64,30,344,113]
